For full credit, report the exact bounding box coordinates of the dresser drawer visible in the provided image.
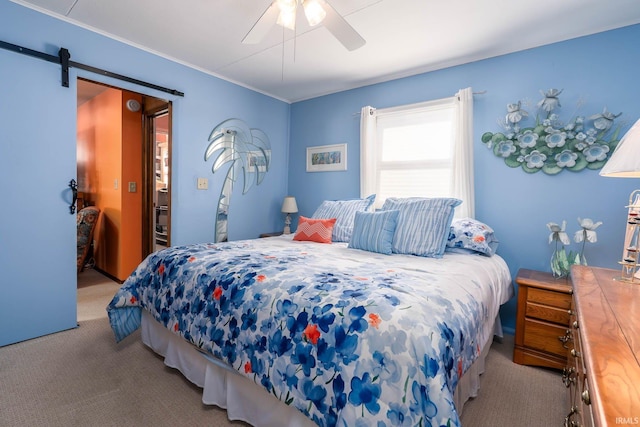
[525,301,571,325]
[528,287,572,309]
[523,318,567,357]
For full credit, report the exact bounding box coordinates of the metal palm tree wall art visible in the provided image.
[204,118,271,242]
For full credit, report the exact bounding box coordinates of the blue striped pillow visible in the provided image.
[312,194,375,242]
[348,210,399,255]
[381,197,462,258]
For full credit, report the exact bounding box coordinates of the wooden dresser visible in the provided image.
[513,269,572,370]
[565,265,640,426]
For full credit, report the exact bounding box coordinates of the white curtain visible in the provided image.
[360,106,377,198]
[452,87,475,218]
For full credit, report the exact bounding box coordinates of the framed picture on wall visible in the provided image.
[306,143,347,172]
[247,150,269,173]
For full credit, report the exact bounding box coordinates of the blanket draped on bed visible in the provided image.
[108,237,511,427]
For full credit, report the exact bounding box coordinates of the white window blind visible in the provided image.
[375,103,455,206]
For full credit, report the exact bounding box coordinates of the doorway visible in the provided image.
[143,100,172,254]
[76,79,172,286]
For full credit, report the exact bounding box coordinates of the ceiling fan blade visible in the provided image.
[242,2,280,44]
[322,2,366,51]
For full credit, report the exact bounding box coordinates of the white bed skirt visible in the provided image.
[141,310,501,426]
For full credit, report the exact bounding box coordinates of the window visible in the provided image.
[376,101,455,205]
[360,88,474,217]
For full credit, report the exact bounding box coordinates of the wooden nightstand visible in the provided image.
[513,268,573,370]
[259,232,284,238]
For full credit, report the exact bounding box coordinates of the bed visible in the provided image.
[108,197,513,427]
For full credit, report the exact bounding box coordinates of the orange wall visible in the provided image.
[120,91,143,278]
[77,88,143,281]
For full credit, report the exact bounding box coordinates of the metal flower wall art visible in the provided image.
[482,89,623,174]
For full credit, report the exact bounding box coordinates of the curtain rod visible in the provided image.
[0,39,184,97]
[353,90,487,115]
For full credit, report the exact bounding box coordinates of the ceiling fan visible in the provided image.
[242,0,366,51]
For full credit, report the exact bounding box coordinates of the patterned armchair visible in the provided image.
[77,206,100,273]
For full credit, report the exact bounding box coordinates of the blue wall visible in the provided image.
[0,2,289,344]
[0,1,291,245]
[289,24,640,333]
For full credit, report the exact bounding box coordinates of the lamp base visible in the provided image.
[283,213,292,234]
[614,261,640,283]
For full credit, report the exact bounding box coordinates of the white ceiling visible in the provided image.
[13,0,640,103]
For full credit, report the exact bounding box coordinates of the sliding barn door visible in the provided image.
[0,51,77,346]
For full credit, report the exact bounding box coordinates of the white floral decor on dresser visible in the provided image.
[547,217,602,278]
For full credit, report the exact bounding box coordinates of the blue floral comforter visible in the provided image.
[107,236,512,427]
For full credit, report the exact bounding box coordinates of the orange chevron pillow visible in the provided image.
[293,216,337,244]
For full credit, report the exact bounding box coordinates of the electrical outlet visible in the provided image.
[197,177,208,190]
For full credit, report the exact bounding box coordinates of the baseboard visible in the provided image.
[93,267,124,284]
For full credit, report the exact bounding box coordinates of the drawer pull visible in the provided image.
[562,367,576,387]
[571,348,581,358]
[558,330,572,348]
[564,406,578,427]
[573,320,579,329]
[581,390,591,405]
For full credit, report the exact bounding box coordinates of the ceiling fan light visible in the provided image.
[303,0,326,26]
[276,0,297,14]
[277,8,297,30]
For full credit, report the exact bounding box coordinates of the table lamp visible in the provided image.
[281,196,298,234]
[600,117,640,281]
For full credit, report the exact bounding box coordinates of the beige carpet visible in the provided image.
[0,271,567,426]
[77,269,121,322]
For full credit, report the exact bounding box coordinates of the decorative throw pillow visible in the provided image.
[311,194,375,242]
[348,210,399,255]
[446,218,499,256]
[293,216,337,244]
[381,197,461,258]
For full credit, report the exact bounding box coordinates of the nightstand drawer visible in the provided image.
[514,269,572,369]
[528,287,572,309]
[525,301,571,325]
[523,318,567,357]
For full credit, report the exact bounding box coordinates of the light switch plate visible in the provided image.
[128,182,137,192]
[197,177,208,190]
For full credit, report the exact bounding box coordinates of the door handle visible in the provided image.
[69,179,78,214]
